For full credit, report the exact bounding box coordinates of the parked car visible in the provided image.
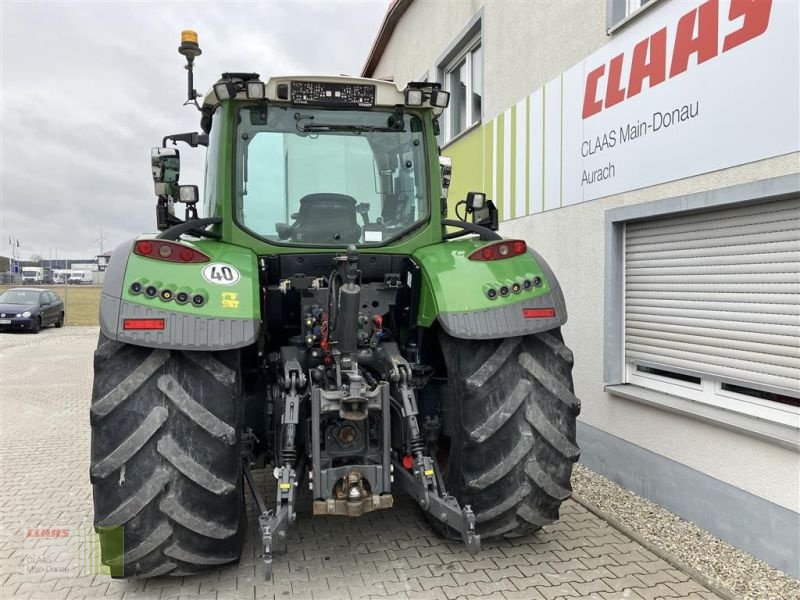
[0,288,65,333]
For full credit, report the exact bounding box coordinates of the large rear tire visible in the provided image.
[439,329,580,539]
[90,333,245,577]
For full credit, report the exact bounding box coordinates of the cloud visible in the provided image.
[0,0,389,260]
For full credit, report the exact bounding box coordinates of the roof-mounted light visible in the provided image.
[403,82,451,110]
[430,89,450,108]
[246,81,266,99]
[404,88,424,106]
[213,81,235,101]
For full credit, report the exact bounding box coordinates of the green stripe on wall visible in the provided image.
[496,112,505,218]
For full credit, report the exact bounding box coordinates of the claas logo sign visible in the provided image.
[583,0,773,119]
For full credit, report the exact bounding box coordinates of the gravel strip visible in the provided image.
[572,463,800,600]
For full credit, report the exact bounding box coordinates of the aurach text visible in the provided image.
[582,0,772,119]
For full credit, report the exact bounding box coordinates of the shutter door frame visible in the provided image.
[624,197,800,398]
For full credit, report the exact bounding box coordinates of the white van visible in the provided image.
[68,271,93,285]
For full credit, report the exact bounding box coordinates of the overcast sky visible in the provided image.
[0,0,390,261]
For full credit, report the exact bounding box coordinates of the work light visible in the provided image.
[178,185,199,204]
[214,81,235,101]
[404,89,424,106]
[430,90,450,108]
[246,81,266,99]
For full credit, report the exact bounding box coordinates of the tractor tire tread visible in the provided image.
[90,333,243,578]
[439,328,579,540]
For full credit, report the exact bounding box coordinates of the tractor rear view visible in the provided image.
[90,31,580,579]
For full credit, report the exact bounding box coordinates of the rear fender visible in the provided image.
[412,239,567,339]
[100,237,260,350]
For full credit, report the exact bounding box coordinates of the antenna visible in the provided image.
[94,228,109,254]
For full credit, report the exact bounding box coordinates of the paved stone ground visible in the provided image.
[0,327,723,600]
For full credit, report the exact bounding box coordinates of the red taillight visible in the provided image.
[469,240,527,261]
[136,241,153,255]
[123,318,165,330]
[134,240,209,263]
[523,308,555,319]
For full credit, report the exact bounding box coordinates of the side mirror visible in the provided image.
[152,147,180,197]
[439,156,452,195]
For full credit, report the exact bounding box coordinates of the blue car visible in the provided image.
[0,288,65,333]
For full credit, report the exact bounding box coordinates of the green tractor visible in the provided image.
[90,31,580,579]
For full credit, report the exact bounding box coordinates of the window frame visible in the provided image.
[606,0,663,35]
[442,35,482,143]
[434,10,483,146]
[603,174,800,448]
[230,104,433,249]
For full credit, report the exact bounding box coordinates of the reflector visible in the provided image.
[123,318,166,330]
[522,308,555,319]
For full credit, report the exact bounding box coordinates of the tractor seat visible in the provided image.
[292,193,362,243]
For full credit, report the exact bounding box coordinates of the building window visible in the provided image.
[604,179,800,446]
[625,0,651,18]
[443,37,482,141]
[607,0,658,33]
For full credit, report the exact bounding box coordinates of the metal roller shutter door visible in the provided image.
[625,197,800,397]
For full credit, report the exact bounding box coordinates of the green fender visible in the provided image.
[412,239,567,339]
[99,236,260,350]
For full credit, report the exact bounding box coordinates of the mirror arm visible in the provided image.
[156,217,222,241]
[441,219,502,241]
[162,132,209,148]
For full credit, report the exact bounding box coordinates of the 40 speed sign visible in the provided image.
[202,263,241,285]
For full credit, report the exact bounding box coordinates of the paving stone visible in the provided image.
[383,579,422,595]
[628,582,684,600]
[0,327,726,600]
[603,574,648,592]
[477,578,518,595]
[608,562,649,577]
[539,582,580,599]
[442,582,483,599]
[667,580,711,596]
[571,578,614,596]
[501,590,546,600]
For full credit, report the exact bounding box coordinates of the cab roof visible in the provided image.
[203,74,405,109]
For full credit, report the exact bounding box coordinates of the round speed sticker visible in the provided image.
[202,263,241,286]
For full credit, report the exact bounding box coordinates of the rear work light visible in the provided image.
[123,318,166,330]
[523,308,555,319]
[468,240,527,261]
[134,240,209,263]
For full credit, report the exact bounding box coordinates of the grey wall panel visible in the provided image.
[578,420,800,578]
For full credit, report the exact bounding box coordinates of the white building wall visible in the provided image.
[373,0,608,121]
[502,152,800,513]
[370,0,800,513]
